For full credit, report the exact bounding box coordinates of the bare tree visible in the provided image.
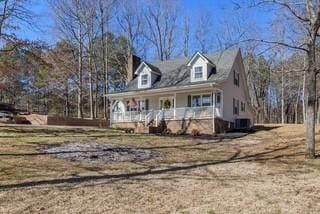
[0,0,33,49]
[144,0,178,61]
[245,0,320,158]
[50,0,89,118]
[98,0,115,119]
[194,10,214,54]
[117,0,143,81]
[181,16,190,57]
[84,0,98,119]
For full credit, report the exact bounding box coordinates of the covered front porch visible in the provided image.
[109,87,223,126]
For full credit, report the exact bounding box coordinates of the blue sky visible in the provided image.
[19,0,272,48]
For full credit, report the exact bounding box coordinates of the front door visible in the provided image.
[159,97,175,110]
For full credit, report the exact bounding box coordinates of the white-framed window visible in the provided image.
[192,95,201,107]
[202,94,211,106]
[191,94,211,107]
[139,99,146,111]
[141,74,148,86]
[194,66,203,80]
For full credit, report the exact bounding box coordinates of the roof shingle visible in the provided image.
[118,49,239,93]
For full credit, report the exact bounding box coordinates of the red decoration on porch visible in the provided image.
[128,98,137,108]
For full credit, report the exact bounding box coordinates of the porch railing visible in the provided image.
[111,106,222,123]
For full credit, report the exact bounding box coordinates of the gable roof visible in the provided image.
[116,49,240,93]
[134,61,161,75]
[187,51,215,67]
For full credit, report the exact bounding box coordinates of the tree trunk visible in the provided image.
[295,78,301,124]
[305,42,316,158]
[100,1,108,120]
[94,60,99,119]
[88,54,94,119]
[281,66,285,124]
[77,23,83,119]
[65,81,69,117]
[302,56,307,123]
[317,98,320,125]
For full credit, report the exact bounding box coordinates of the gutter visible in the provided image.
[106,82,221,98]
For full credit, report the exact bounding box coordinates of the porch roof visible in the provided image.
[106,82,222,98]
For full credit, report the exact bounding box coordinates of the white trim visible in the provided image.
[134,62,160,75]
[190,93,212,107]
[193,66,204,81]
[106,83,220,98]
[187,52,213,66]
[140,74,148,86]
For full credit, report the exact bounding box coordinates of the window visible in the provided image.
[233,98,239,115]
[139,100,146,111]
[241,102,246,112]
[192,95,201,107]
[234,70,239,87]
[194,66,203,79]
[202,94,211,106]
[141,74,148,86]
[191,94,211,107]
[215,92,221,107]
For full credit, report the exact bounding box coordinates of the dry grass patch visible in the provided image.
[0,124,320,213]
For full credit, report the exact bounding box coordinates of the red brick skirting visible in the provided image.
[112,118,233,134]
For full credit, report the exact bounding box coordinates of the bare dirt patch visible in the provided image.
[41,143,159,163]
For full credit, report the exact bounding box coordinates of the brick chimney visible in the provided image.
[127,54,141,83]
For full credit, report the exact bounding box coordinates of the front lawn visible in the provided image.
[0,125,319,213]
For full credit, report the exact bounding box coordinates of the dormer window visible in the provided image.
[188,52,215,82]
[194,66,203,80]
[135,61,161,89]
[141,74,148,86]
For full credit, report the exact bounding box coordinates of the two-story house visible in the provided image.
[107,49,254,134]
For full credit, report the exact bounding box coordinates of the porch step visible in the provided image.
[148,120,166,134]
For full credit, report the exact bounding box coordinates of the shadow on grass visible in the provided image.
[0,127,117,135]
[253,125,281,132]
[0,143,304,191]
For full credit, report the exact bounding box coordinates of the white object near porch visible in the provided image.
[111,106,222,124]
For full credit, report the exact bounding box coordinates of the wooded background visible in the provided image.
[0,0,318,125]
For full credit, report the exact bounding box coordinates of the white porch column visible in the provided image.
[212,92,215,118]
[174,92,177,119]
[212,91,216,134]
[109,97,112,127]
[221,91,224,117]
[139,96,142,121]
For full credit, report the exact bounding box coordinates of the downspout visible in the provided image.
[212,91,215,135]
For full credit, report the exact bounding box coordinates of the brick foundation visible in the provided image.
[164,119,214,135]
[112,118,232,134]
[214,118,234,133]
